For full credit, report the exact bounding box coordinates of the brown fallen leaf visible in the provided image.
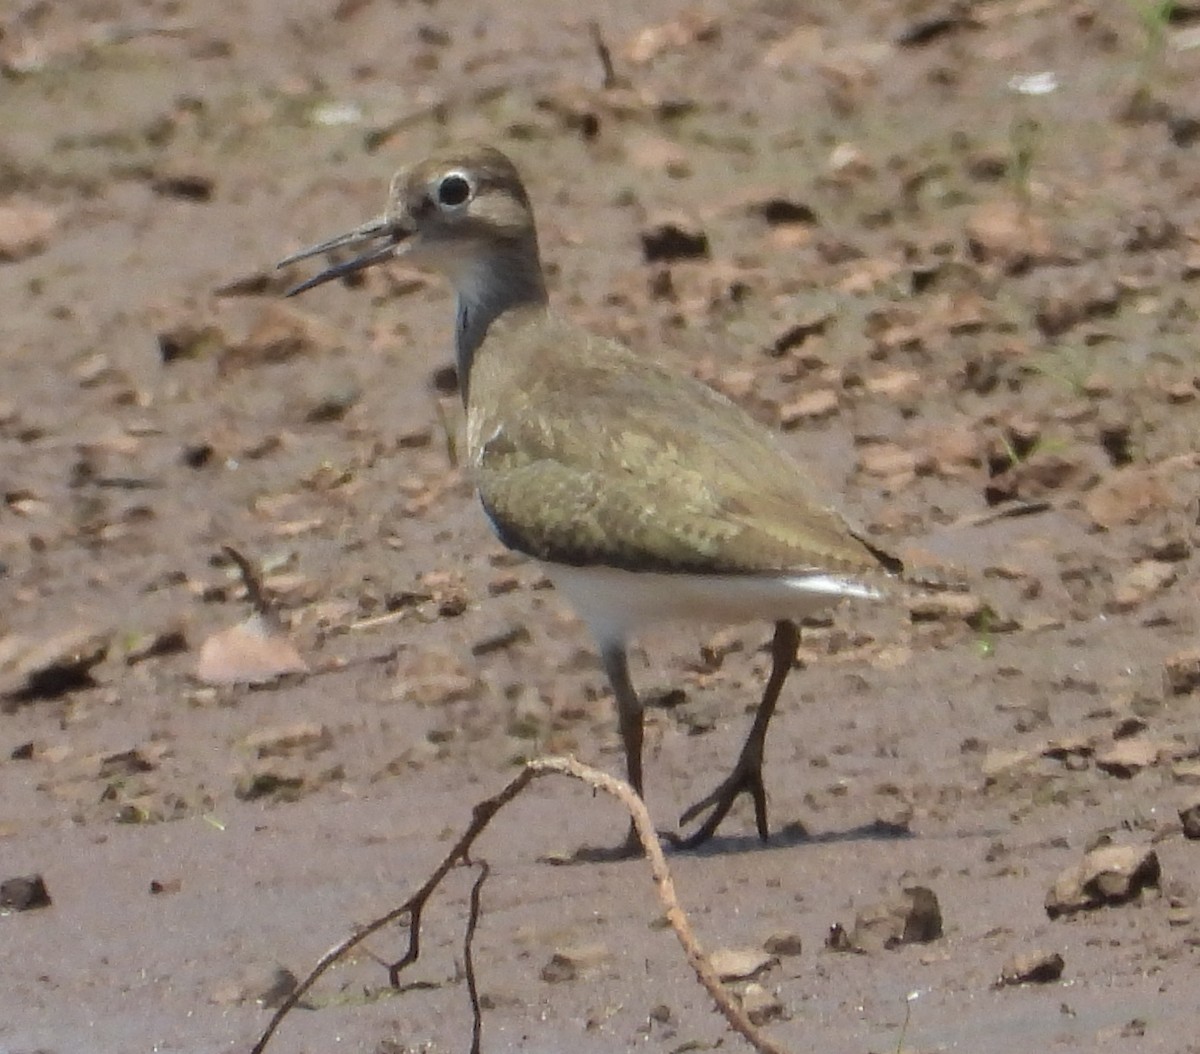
[856,441,919,483]
[1094,737,1166,778]
[965,200,1055,274]
[0,203,57,262]
[779,388,839,427]
[1083,466,1170,529]
[627,10,719,64]
[195,613,308,686]
[1106,560,1177,612]
[762,25,824,69]
[195,546,308,685]
[219,302,348,374]
[242,721,332,758]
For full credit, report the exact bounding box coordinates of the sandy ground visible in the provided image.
[3,1,1200,1052]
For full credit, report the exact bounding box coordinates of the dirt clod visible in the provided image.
[965,201,1054,274]
[1179,804,1200,841]
[220,302,347,373]
[1045,844,1161,919]
[1164,649,1200,695]
[0,874,52,912]
[639,215,710,263]
[540,944,610,984]
[0,629,111,705]
[837,886,943,953]
[779,388,839,426]
[1083,467,1170,529]
[998,950,1065,987]
[738,982,786,1025]
[708,947,776,982]
[211,965,298,1008]
[232,762,337,803]
[762,932,803,957]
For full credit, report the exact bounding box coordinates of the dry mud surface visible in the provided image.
[3,1,1200,1052]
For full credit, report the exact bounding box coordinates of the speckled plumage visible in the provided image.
[280,143,903,853]
[468,307,897,579]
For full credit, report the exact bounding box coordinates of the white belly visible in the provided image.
[542,562,882,649]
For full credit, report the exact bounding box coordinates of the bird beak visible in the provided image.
[277,215,408,296]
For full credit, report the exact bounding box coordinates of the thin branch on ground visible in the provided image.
[950,499,1052,529]
[248,755,792,1054]
[248,767,536,1054]
[588,20,621,90]
[463,859,490,1054]
[528,756,790,1054]
[222,545,277,625]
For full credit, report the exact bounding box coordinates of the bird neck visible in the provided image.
[453,238,547,403]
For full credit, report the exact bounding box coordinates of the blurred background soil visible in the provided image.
[2,1,1200,1051]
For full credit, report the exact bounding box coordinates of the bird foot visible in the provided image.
[668,755,768,850]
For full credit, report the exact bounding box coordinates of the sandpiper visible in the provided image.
[279,143,904,852]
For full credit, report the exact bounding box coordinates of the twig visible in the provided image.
[248,767,535,1054]
[528,757,790,1054]
[950,499,1052,529]
[463,860,489,1054]
[588,20,620,90]
[248,757,792,1054]
[221,545,278,628]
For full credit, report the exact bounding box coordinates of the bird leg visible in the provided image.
[601,643,646,858]
[674,619,800,849]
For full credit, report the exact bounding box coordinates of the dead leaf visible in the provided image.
[0,203,56,262]
[1107,560,1177,612]
[779,389,839,426]
[1094,738,1165,778]
[219,302,347,374]
[856,441,919,483]
[195,613,308,686]
[1083,467,1169,529]
[242,721,332,758]
[965,201,1054,273]
[762,25,823,69]
[627,11,719,64]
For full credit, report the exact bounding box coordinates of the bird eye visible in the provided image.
[435,172,472,208]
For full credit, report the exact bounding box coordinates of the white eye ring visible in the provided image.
[435,171,474,209]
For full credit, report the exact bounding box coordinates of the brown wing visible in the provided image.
[468,309,899,577]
